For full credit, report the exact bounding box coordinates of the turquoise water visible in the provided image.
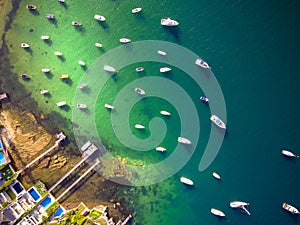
[40,195,53,209]
[0,152,6,165]
[4,0,300,224]
[28,187,41,202]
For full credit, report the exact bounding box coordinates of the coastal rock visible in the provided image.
[39,157,51,168]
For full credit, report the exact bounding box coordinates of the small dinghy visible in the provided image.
[156,147,166,152]
[135,124,145,129]
[282,150,299,158]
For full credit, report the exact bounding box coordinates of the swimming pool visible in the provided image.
[40,195,53,209]
[28,187,41,202]
[0,152,7,165]
[12,182,24,194]
[54,206,65,217]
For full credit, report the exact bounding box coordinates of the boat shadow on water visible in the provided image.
[58,55,66,62]
[97,22,109,31]
[78,107,91,115]
[61,78,73,86]
[80,87,92,94]
[43,39,52,46]
[49,18,58,27]
[24,48,33,55]
[44,71,54,79]
[59,1,68,9]
[110,73,119,82]
[59,104,71,112]
[75,26,86,34]
[134,13,145,22]
[163,27,181,44]
[29,10,39,16]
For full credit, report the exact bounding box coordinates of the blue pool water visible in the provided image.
[54,206,65,217]
[40,195,53,209]
[12,182,23,194]
[0,152,7,165]
[28,187,41,202]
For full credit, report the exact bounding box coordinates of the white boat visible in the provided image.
[104,104,114,110]
[283,203,300,214]
[177,137,192,145]
[78,60,86,66]
[155,146,166,152]
[135,124,145,129]
[58,0,65,3]
[180,177,194,185]
[200,96,209,103]
[78,84,88,89]
[230,201,251,215]
[211,208,225,217]
[210,115,226,129]
[40,90,49,95]
[136,67,144,72]
[77,104,87,109]
[21,43,30,48]
[157,50,167,56]
[195,58,211,69]
[161,18,179,26]
[41,68,50,72]
[104,65,117,72]
[26,5,36,10]
[55,51,63,56]
[132,8,142,14]
[94,15,106,21]
[57,102,66,107]
[160,67,172,73]
[72,21,82,26]
[95,43,103,48]
[282,150,299,158]
[212,172,221,180]
[119,38,131,43]
[41,36,50,40]
[160,110,171,116]
[134,88,145,95]
[46,14,54,19]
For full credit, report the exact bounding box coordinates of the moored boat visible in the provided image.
[104,104,114,110]
[104,65,117,72]
[157,50,167,56]
[230,201,251,215]
[136,67,144,72]
[135,124,145,129]
[210,115,226,129]
[40,90,49,95]
[200,96,209,103]
[26,5,36,10]
[78,84,88,89]
[46,14,54,19]
[177,137,192,145]
[95,43,103,48]
[77,104,87,109]
[134,88,145,95]
[132,8,142,14]
[57,101,66,107]
[58,0,65,3]
[155,146,166,152]
[212,172,221,180]
[160,67,172,73]
[211,208,225,217]
[78,60,86,66]
[195,58,211,69]
[55,51,63,56]
[282,150,299,158]
[41,68,50,72]
[161,18,179,26]
[282,203,300,214]
[41,35,50,40]
[72,21,82,26]
[180,176,194,185]
[119,38,131,43]
[94,15,106,21]
[160,110,171,116]
[58,74,69,79]
[20,74,29,80]
[21,43,30,48]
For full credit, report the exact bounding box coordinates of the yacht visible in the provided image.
[161,18,179,26]
[230,201,251,215]
[180,177,194,185]
[46,14,54,19]
[160,110,171,116]
[136,67,144,72]
[95,43,103,48]
[160,67,172,73]
[104,65,117,72]
[104,104,114,110]
[212,172,221,180]
[119,38,131,43]
[72,21,82,26]
[77,104,87,109]
[78,84,88,89]
[40,90,49,95]
[200,96,209,103]
[157,50,167,56]
[177,137,192,145]
[282,203,300,214]
[195,58,211,69]
[210,115,226,129]
[132,8,142,14]
[55,51,63,56]
[26,5,36,10]
[78,60,86,66]
[155,147,166,152]
[94,15,106,21]
[41,36,50,40]
[21,43,30,48]
[134,88,145,95]
[135,124,145,129]
[282,150,299,158]
[58,74,69,79]
[57,102,66,107]
[41,68,50,72]
[211,208,225,217]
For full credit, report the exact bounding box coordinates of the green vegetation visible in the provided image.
[34,181,48,197]
[88,209,102,220]
[59,210,87,225]
[46,201,59,217]
[5,187,15,200]
[1,201,9,208]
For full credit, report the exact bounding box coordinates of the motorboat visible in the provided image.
[160,110,171,116]
[230,201,251,215]
[210,115,226,129]
[41,68,50,72]
[72,21,82,26]
[20,74,29,80]
[57,101,66,107]
[26,5,36,10]
[46,14,54,19]
[161,18,179,26]
[77,104,87,109]
[180,177,193,185]
[200,96,209,103]
[282,150,299,158]
[21,43,30,48]
[212,172,221,180]
[58,74,69,79]
[135,124,145,129]
[78,60,86,66]
[211,208,225,217]
[94,15,106,21]
[157,50,167,56]
[95,43,103,48]
[132,8,142,14]
[155,147,166,152]
[78,84,88,89]
[160,67,172,73]
[134,88,145,95]
[104,65,117,73]
[282,203,300,214]
[195,58,211,69]
[40,90,49,95]
[119,38,131,43]
[104,104,114,110]
[55,51,63,56]
[58,0,65,3]
[136,67,144,72]
[41,36,50,40]
[177,137,192,145]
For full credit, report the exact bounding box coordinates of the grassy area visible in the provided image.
[5,187,15,200]
[1,165,13,180]
[46,201,59,217]
[88,209,102,220]
[34,181,48,198]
